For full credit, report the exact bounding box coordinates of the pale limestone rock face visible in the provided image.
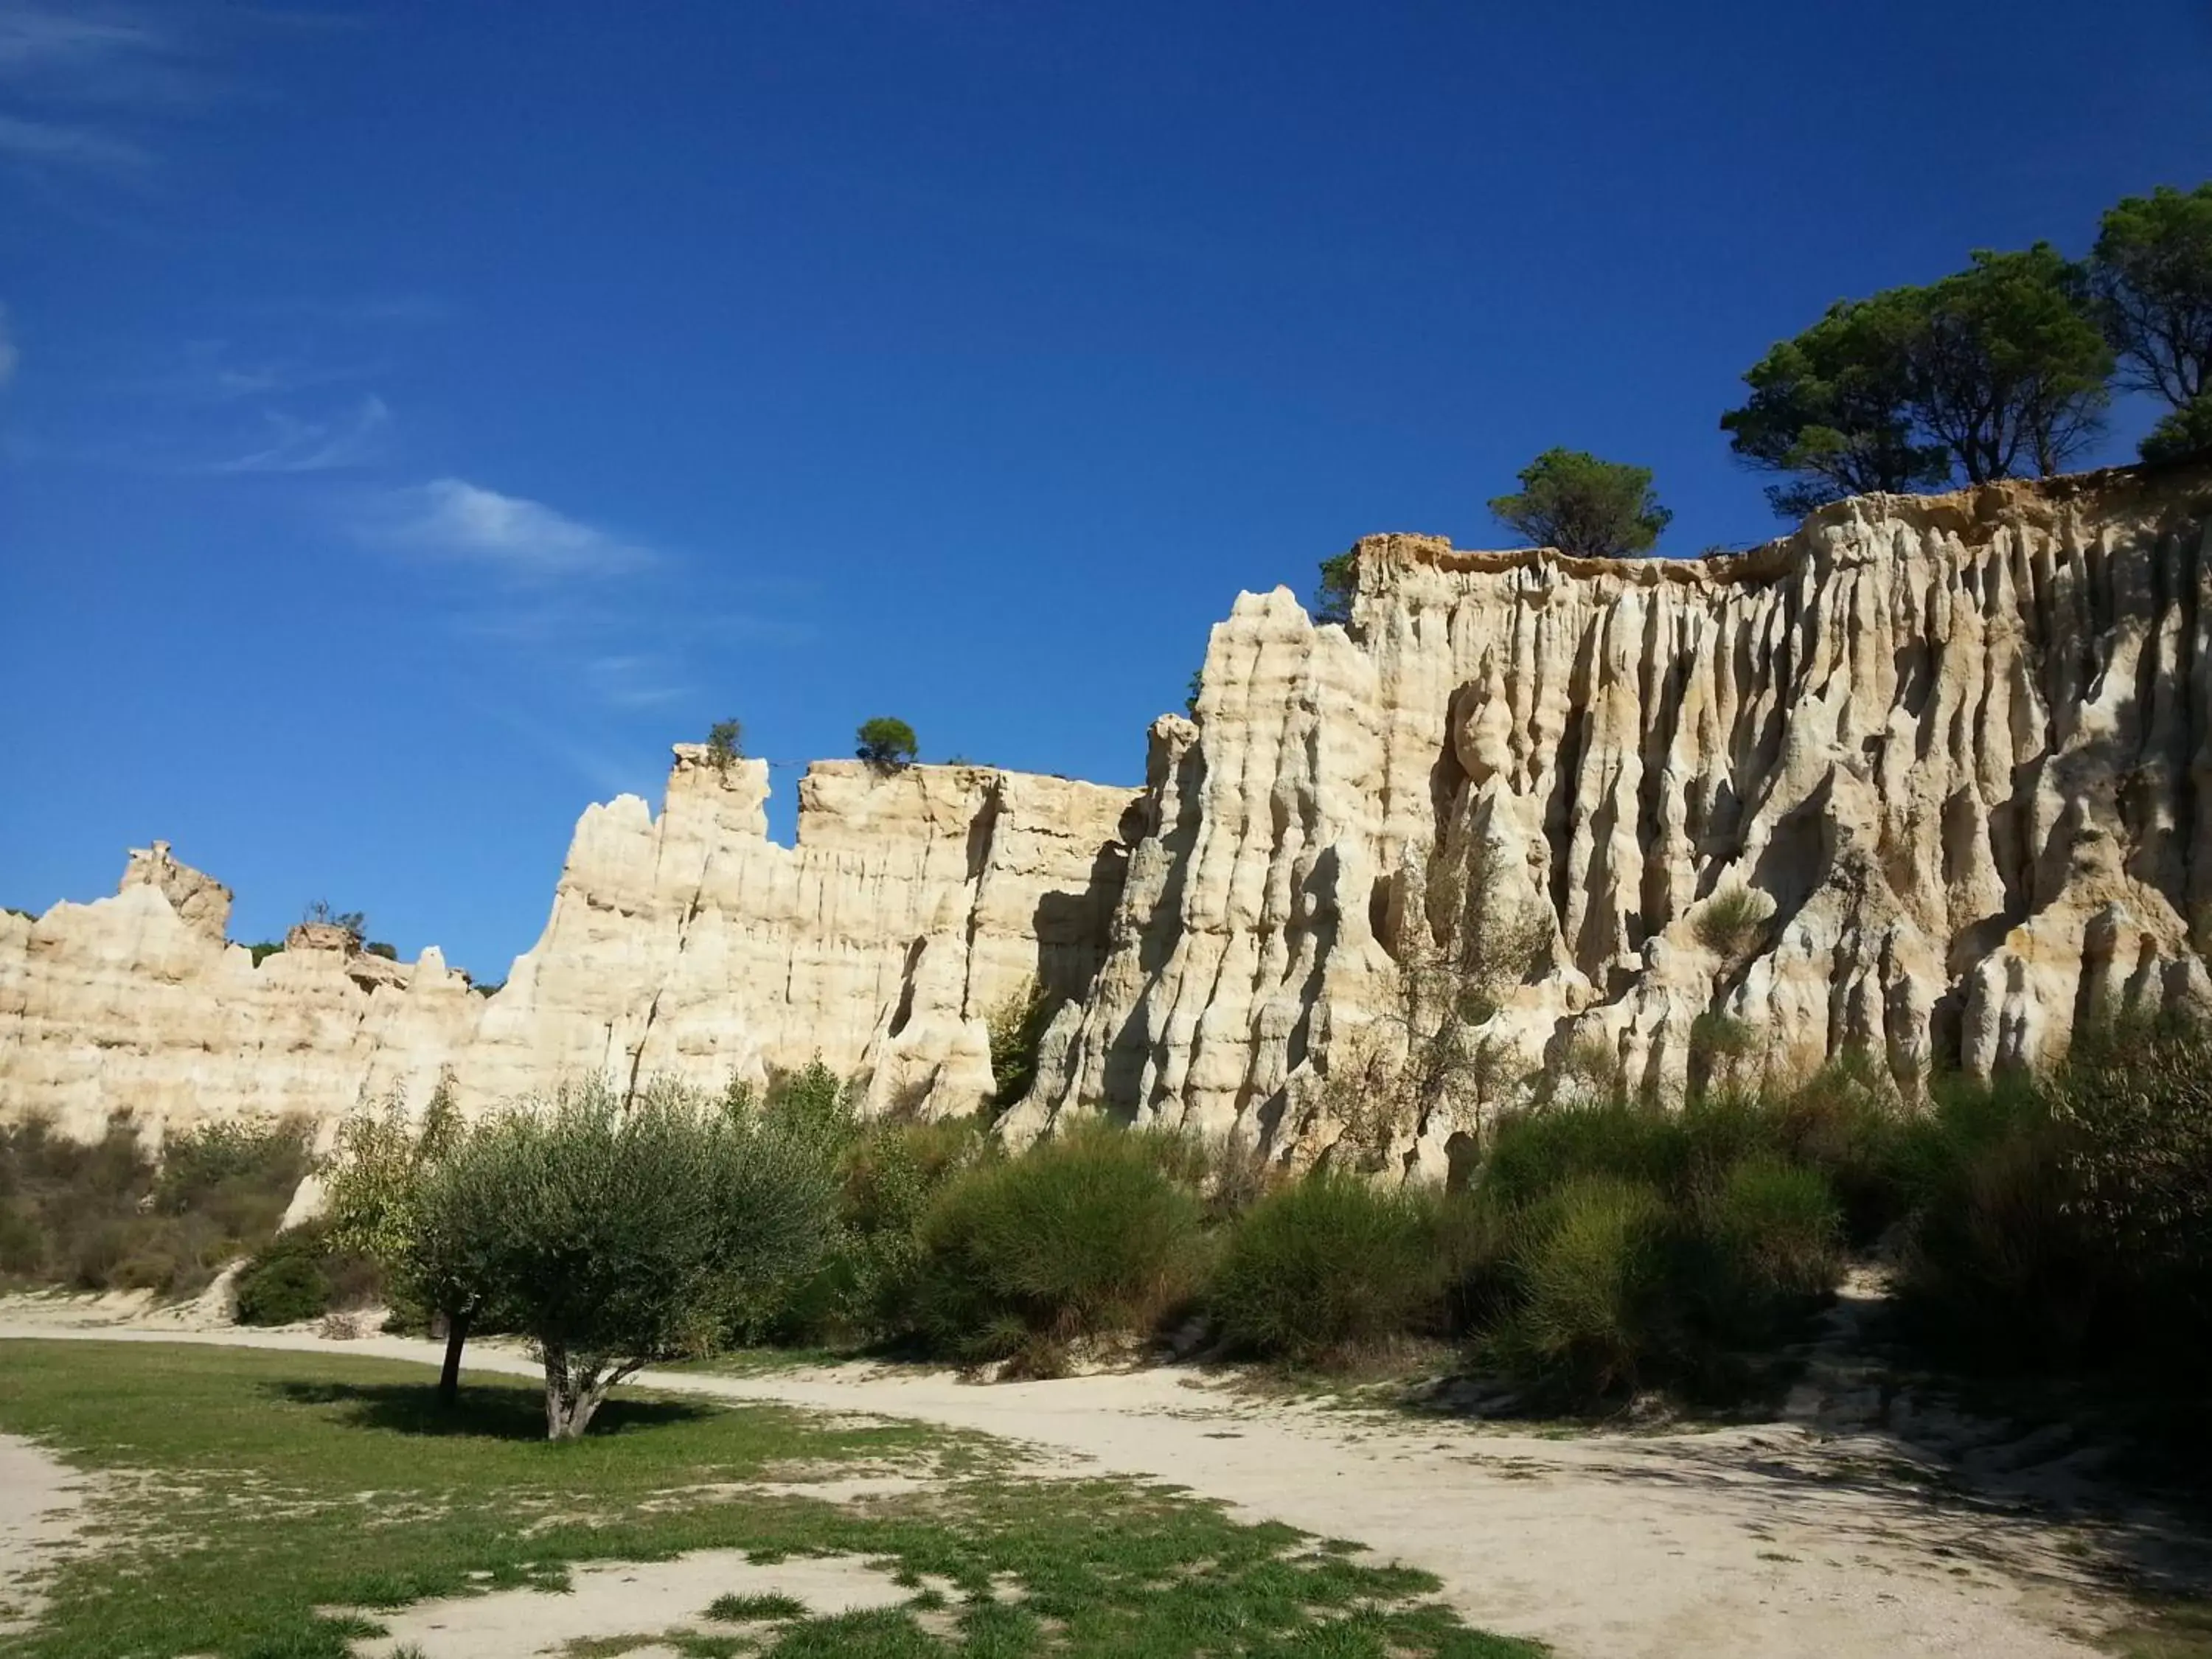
[8,465,2211,1161]
[0,856,481,1144]
[120,841,232,942]
[452,751,1138,1117]
[1021,467,2212,1163]
[0,757,1138,1138]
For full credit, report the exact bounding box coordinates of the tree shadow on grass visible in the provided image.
[265,1378,718,1441]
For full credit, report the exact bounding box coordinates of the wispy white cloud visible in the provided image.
[0,7,159,74]
[367,479,657,580]
[204,393,389,473]
[583,654,691,710]
[0,110,146,171]
[0,302,16,386]
[0,1,219,190]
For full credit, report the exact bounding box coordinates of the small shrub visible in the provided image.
[765,1115,985,1347]
[708,1593,806,1622]
[234,1239,332,1326]
[0,1113,311,1299]
[1466,1099,1848,1403]
[1768,1054,1907,1245]
[856,717,919,770]
[1687,1010,1756,1086]
[1698,1155,1842,1312]
[985,981,1058,1112]
[1210,1174,1441,1364]
[1693,886,1770,958]
[1478,1175,1670,1403]
[705,717,745,770]
[913,1119,1204,1369]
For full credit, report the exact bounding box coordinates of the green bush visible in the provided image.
[913,1119,1205,1371]
[768,1115,986,1347]
[234,1239,332,1326]
[1477,1175,1670,1402]
[1686,1155,1843,1356]
[1459,1099,1852,1405]
[233,1220,382,1327]
[1209,1173,1441,1363]
[0,1113,311,1298]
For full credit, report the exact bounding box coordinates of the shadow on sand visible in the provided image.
[264,1377,718,1441]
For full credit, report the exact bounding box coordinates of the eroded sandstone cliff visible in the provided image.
[7,464,2210,1157]
[0,761,1138,1138]
[1015,463,2212,1172]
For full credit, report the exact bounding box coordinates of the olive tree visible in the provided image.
[320,1076,481,1405]
[462,1077,840,1439]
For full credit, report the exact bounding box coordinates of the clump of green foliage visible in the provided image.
[1724,238,2117,512]
[232,1220,380,1326]
[1450,1093,1848,1406]
[0,1113,311,1298]
[1692,886,1770,958]
[1209,1172,1441,1363]
[705,717,745,770]
[2090,182,2212,460]
[913,1119,1206,1374]
[985,978,1058,1113]
[776,1115,988,1346]
[302,900,367,943]
[856,716,919,769]
[1312,549,1359,625]
[1488,448,1671,558]
[1891,1018,2212,1385]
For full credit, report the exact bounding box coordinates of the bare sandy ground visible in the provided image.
[349,1548,918,1659]
[0,1301,2190,1659]
[0,1434,91,1638]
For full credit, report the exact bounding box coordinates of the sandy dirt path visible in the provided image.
[0,1314,2152,1659]
[0,1433,90,1638]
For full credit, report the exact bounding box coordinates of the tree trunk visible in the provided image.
[540,1345,625,1440]
[437,1307,471,1408]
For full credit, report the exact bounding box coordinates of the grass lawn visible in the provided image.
[0,1340,1543,1658]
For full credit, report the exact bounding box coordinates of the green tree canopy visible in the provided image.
[1720,296,1951,515]
[2092,182,2212,416]
[703,717,743,770]
[2141,392,2212,465]
[1724,244,2113,512]
[856,717,919,769]
[321,1077,484,1402]
[456,1076,840,1439]
[1488,449,1671,558]
[1312,549,1357,625]
[1910,245,2112,481]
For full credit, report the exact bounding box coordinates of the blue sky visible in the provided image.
[4,1,2208,980]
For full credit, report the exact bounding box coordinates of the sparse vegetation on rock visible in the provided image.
[1487,448,1672,558]
[856,716,919,770]
[705,717,745,770]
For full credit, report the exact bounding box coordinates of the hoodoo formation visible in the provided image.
[7,462,2211,1167]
